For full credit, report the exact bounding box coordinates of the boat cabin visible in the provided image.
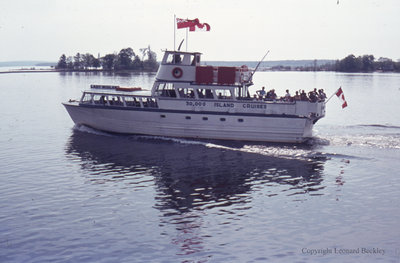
[152,50,253,99]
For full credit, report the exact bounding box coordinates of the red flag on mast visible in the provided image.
[336,87,348,108]
[176,18,210,32]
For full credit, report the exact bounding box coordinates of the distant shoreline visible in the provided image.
[0,69,158,74]
[1,69,399,75]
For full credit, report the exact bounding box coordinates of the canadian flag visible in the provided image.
[176,18,210,32]
[336,87,348,108]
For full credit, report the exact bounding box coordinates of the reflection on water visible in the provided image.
[65,127,328,257]
[65,127,327,208]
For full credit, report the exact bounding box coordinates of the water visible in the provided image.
[0,71,399,262]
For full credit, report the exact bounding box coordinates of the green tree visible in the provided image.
[101,54,117,70]
[132,55,142,70]
[56,54,67,69]
[82,53,97,69]
[116,48,135,70]
[66,56,74,70]
[74,53,83,70]
[361,55,375,72]
[140,45,158,71]
[338,54,359,72]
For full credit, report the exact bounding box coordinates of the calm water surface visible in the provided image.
[0,71,399,262]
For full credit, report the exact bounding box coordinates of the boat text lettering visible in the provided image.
[186,101,206,107]
[242,103,267,109]
[214,102,234,108]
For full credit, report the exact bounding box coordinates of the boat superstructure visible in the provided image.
[63,50,325,143]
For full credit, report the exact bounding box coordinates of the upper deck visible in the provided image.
[155,50,252,86]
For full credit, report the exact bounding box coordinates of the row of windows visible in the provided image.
[81,93,158,108]
[155,83,240,100]
[160,115,244,122]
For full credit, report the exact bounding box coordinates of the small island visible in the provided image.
[55,46,159,72]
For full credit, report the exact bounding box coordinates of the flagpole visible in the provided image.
[174,15,176,51]
[325,86,340,103]
[186,27,188,51]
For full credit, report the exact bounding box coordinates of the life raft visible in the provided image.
[115,87,142,92]
[172,67,183,78]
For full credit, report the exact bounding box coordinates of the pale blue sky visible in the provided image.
[0,0,399,61]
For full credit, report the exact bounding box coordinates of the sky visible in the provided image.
[0,0,399,62]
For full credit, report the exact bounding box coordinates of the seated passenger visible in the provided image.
[205,89,213,99]
[270,89,277,100]
[100,95,106,104]
[197,89,204,98]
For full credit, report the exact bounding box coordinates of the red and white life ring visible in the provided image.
[172,67,183,78]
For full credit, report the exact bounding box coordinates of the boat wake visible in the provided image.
[73,124,113,137]
[73,124,396,163]
[316,124,400,150]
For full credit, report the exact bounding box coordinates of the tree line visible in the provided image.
[56,46,158,71]
[299,54,400,73]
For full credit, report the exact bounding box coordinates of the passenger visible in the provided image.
[270,89,277,100]
[257,86,266,99]
[100,95,105,104]
[284,89,291,101]
[308,90,318,102]
[198,89,204,98]
[205,89,213,99]
[178,88,185,98]
[300,90,308,101]
[218,92,223,99]
[189,90,195,98]
[318,89,327,101]
[293,91,301,101]
[253,94,258,100]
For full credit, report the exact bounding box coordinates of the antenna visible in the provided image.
[177,39,185,51]
[249,50,270,82]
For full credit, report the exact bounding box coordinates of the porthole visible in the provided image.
[202,117,208,121]
[185,116,191,120]
[160,114,166,118]
[238,118,244,122]
[220,118,226,121]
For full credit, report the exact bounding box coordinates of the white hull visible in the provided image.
[63,102,314,143]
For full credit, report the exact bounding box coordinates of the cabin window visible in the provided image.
[124,96,141,107]
[107,96,123,106]
[160,114,166,118]
[238,118,244,122]
[93,94,107,105]
[142,98,158,108]
[165,53,182,64]
[220,118,226,121]
[81,93,93,104]
[205,89,213,99]
[178,88,195,98]
[156,83,176,98]
[196,89,205,98]
[202,117,208,121]
[197,88,213,99]
[215,89,232,99]
[185,116,191,120]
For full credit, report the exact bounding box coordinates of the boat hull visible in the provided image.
[63,102,314,143]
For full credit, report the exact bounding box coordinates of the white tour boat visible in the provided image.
[63,50,325,143]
